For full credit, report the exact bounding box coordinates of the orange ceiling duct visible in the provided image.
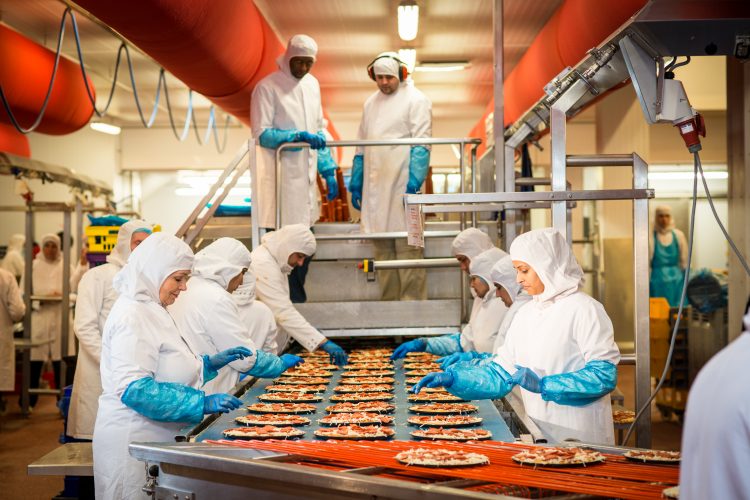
[0,122,31,157]
[470,0,648,156]
[0,25,95,135]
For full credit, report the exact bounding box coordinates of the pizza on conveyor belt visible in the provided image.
[235,413,310,426]
[405,377,423,384]
[275,377,331,385]
[265,384,327,393]
[326,401,396,413]
[395,448,490,467]
[623,449,681,463]
[408,403,479,414]
[281,368,333,378]
[405,352,440,359]
[222,425,305,439]
[298,363,339,371]
[411,427,492,441]
[341,370,396,377]
[246,402,317,414]
[349,349,393,356]
[319,412,395,426]
[314,424,396,440]
[333,384,393,393]
[512,447,605,466]
[405,369,441,377]
[330,392,395,402]
[257,392,323,403]
[407,392,465,403]
[403,363,442,371]
[338,376,396,385]
[346,362,394,370]
[407,415,483,427]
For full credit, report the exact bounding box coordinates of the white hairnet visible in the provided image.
[654,204,675,234]
[232,269,257,307]
[193,237,251,290]
[41,233,61,263]
[469,247,508,288]
[261,224,316,275]
[372,53,400,78]
[509,228,583,303]
[277,34,318,78]
[113,232,193,303]
[491,255,522,302]
[451,228,494,260]
[106,219,152,267]
[8,234,24,252]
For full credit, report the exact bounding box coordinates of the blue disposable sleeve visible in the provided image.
[317,141,338,176]
[540,360,618,407]
[407,146,431,192]
[121,377,205,424]
[445,362,515,401]
[201,355,219,384]
[246,350,286,379]
[350,154,364,193]
[425,333,462,356]
[258,128,298,149]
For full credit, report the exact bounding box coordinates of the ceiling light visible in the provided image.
[398,1,419,41]
[398,48,417,72]
[90,122,121,135]
[414,62,468,73]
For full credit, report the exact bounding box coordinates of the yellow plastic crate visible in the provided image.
[649,298,671,379]
[85,225,120,253]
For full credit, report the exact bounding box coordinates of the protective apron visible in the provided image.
[650,230,684,307]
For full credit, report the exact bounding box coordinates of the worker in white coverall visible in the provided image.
[679,298,750,500]
[233,270,280,355]
[1,233,25,283]
[451,228,494,275]
[93,233,251,500]
[68,220,153,440]
[348,52,432,301]
[250,224,348,365]
[0,268,25,413]
[251,34,339,304]
[414,228,620,445]
[24,233,87,407]
[169,237,303,394]
[392,247,509,359]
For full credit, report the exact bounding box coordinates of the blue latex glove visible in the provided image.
[324,174,338,200]
[541,360,617,406]
[121,377,204,423]
[321,340,348,366]
[349,154,364,211]
[295,131,326,150]
[391,338,427,360]
[207,347,253,371]
[258,128,298,149]
[412,371,454,394]
[438,351,480,370]
[406,146,430,194]
[425,333,462,356]
[512,365,542,393]
[446,362,515,401]
[203,393,243,414]
[281,354,304,369]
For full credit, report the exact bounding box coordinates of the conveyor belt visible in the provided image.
[191,357,515,443]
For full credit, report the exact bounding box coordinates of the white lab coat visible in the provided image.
[69,220,151,439]
[491,293,532,353]
[355,80,432,233]
[251,225,325,352]
[93,233,197,500]
[251,46,323,228]
[490,254,527,353]
[461,248,509,353]
[0,268,25,391]
[1,234,25,281]
[679,331,750,500]
[233,271,279,355]
[494,228,620,445]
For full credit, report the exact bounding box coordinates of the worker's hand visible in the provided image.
[437,352,472,370]
[208,346,253,370]
[280,354,304,369]
[511,365,542,393]
[325,174,338,200]
[391,338,427,360]
[321,340,348,366]
[203,393,243,414]
[295,131,326,150]
[411,371,454,394]
[350,190,362,211]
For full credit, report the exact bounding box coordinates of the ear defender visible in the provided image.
[366,55,409,82]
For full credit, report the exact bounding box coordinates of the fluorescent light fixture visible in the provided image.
[398,48,417,72]
[90,122,121,135]
[648,171,727,180]
[414,62,468,73]
[398,1,419,41]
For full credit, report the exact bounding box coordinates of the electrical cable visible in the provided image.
[663,57,677,72]
[669,56,691,71]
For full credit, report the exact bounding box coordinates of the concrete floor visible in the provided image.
[1,366,682,500]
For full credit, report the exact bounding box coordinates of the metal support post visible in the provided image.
[632,152,651,448]
[493,0,505,194]
[459,140,466,231]
[503,145,516,249]
[60,210,72,394]
[75,199,83,259]
[21,207,33,416]
[248,139,260,250]
[470,141,477,227]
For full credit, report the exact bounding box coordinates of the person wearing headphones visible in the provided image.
[349,52,432,301]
